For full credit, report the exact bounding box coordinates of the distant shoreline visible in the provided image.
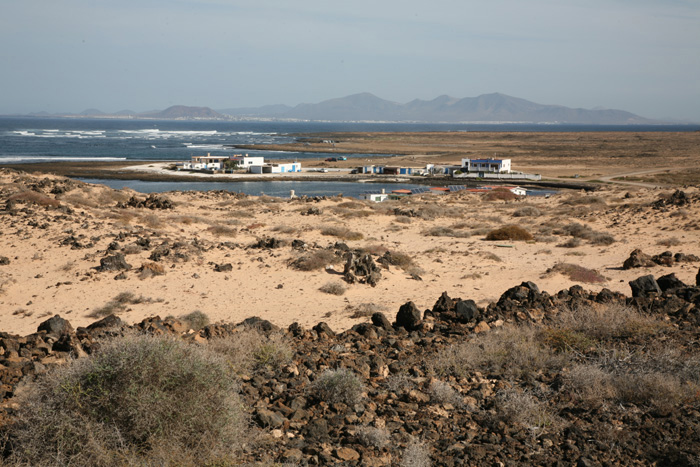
[0,160,593,191]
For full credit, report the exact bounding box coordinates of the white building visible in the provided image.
[461,158,512,174]
[358,189,389,202]
[249,162,302,174]
[182,154,229,171]
[230,155,265,170]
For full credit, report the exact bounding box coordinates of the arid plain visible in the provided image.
[1,130,699,336]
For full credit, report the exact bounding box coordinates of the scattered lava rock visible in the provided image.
[98,253,132,272]
[117,194,173,210]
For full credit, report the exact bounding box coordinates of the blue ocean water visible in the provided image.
[1,116,697,164]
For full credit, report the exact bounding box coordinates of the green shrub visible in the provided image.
[310,368,365,405]
[2,334,247,466]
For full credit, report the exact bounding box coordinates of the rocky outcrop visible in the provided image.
[98,253,132,272]
[3,276,700,466]
[117,194,173,210]
[623,249,699,269]
[623,249,656,269]
[343,251,382,286]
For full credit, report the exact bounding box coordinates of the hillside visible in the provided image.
[142,105,226,120]
[221,92,656,124]
[0,170,698,464]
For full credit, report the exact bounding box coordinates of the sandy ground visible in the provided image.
[1,167,698,337]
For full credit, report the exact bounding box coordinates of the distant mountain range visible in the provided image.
[219,92,658,124]
[23,93,660,124]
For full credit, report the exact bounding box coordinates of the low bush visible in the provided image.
[428,380,463,406]
[401,437,432,467]
[380,250,417,270]
[485,225,533,241]
[494,388,561,437]
[558,222,615,245]
[180,310,210,330]
[1,334,248,466]
[484,188,518,202]
[8,190,61,208]
[545,263,606,284]
[431,326,566,381]
[207,224,238,237]
[209,328,292,375]
[88,292,149,319]
[656,237,681,247]
[554,303,667,341]
[512,206,542,217]
[347,302,387,319]
[558,237,582,248]
[139,262,165,279]
[319,281,347,296]
[423,226,471,238]
[310,368,365,405]
[355,426,390,449]
[140,213,162,228]
[320,225,364,241]
[291,249,340,271]
[562,195,606,206]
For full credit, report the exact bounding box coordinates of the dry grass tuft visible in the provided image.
[346,302,387,319]
[8,190,61,208]
[319,281,347,296]
[545,263,606,284]
[320,225,364,241]
[423,226,471,238]
[484,188,518,202]
[139,262,165,279]
[291,249,340,271]
[207,224,238,237]
[209,328,293,375]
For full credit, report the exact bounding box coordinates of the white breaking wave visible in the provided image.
[0,156,128,162]
[183,144,226,150]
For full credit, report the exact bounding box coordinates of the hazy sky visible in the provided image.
[2,0,699,120]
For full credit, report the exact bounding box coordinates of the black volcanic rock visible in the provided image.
[657,273,687,292]
[37,315,73,337]
[629,275,662,297]
[98,253,131,272]
[395,301,422,331]
[455,299,480,323]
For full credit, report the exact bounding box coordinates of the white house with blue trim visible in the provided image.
[461,158,512,174]
[249,162,302,174]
